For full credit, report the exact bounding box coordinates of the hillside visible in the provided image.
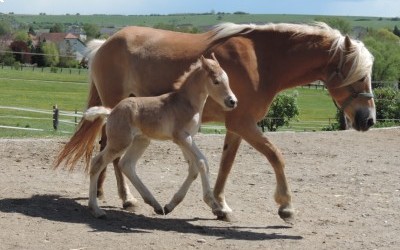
[3,13,400,31]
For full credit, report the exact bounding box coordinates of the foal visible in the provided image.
[84,55,237,218]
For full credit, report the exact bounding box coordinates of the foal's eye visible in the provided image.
[213,80,220,85]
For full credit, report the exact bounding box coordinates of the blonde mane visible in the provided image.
[213,22,374,87]
[172,59,203,90]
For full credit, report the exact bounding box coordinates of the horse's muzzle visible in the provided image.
[353,108,375,131]
[224,96,238,109]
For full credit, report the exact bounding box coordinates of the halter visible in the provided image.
[327,49,374,112]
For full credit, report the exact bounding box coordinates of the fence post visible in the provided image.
[75,109,78,126]
[53,105,59,130]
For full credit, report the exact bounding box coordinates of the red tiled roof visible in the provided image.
[37,33,79,43]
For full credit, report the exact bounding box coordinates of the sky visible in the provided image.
[0,0,399,17]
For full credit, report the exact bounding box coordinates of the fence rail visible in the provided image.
[1,105,399,135]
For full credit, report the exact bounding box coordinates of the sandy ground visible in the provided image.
[0,128,399,250]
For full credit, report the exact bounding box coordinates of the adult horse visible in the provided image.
[55,22,375,222]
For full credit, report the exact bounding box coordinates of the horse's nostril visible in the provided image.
[367,118,375,127]
[225,97,237,108]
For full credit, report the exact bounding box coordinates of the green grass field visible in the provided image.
[8,13,400,30]
[0,67,336,137]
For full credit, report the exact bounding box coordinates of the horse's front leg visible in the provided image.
[233,120,294,222]
[213,131,242,220]
[173,136,225,218]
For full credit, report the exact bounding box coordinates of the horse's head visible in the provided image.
[325,35,375,131]
[200,53,238,111]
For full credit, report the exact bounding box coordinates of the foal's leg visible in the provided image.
[118,136,164,215]
[213,131,242,218]
[97,131,137,210]
[89,148,120,218]
[230,120,294,222]
[112,158,139,210]
[164,148,199,215]
[174,135,224,218]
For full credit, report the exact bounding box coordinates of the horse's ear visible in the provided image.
[200,55,211,71]
[211,52,220,65]
[344,35,352,49]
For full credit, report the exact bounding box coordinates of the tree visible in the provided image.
[258,93,299,132]
[0,20,12,36]
[9,40,31,63]
[374,87,400,126]
[393,25,400,37]
[314,17,351,34]
[42,42,59,66]
[83,23,100,39]
[49,23,65,33]
[363,29,400,82]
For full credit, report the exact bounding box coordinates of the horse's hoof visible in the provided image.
[90,208,107,219]
[163,205,172,215]
[123,199,139,212]
[154,207,165,215]
[278,206,295,224]
[216,212,236,222]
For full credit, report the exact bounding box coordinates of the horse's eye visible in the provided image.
[359,76,367,82]
[214,80,220,85]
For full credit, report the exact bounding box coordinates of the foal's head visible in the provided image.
[200,53,238,110]
[325,35,375,131]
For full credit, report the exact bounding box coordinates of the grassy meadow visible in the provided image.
[9,13,400,31]
[0,66,336,138]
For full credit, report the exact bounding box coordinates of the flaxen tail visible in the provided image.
[83,106,111,122]
[54,40,107,173]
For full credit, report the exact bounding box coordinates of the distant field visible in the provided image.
[8,13,400,30]
[0,66,336,137]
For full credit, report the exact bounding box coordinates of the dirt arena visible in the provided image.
[0,128,399,249]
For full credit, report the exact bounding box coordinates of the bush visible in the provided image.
[374,87,400,125]
[258,92,299,131]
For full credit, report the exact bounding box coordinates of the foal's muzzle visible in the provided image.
[224,96,238,109]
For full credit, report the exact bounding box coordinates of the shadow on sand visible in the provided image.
[0,194,302,241]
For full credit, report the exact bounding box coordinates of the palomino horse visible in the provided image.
[55,22,375,222]
[81,55,237,218]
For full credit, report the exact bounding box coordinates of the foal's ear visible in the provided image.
[211,52,220,65]
[200,55,212,71]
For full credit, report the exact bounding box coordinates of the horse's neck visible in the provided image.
[251,29,336,90]
[177,69,209,112]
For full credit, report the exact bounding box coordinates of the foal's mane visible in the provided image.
[172,59,203,90]
[213,22,374,86]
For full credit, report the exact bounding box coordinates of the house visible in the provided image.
[35,32,86,61]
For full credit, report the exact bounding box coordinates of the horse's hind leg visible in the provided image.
[112,158,139,211]
[96,131,107,199]
[119,136,164,215]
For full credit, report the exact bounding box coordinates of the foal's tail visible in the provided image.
[83,106,111,122]
[54,40,106,173]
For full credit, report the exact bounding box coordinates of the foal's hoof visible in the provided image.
[123,199,140,213]
[216,212,236,222]
[278,205,295,223]
[89,208,107,219]
[163,205,172,215]
[154,207,165,215]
